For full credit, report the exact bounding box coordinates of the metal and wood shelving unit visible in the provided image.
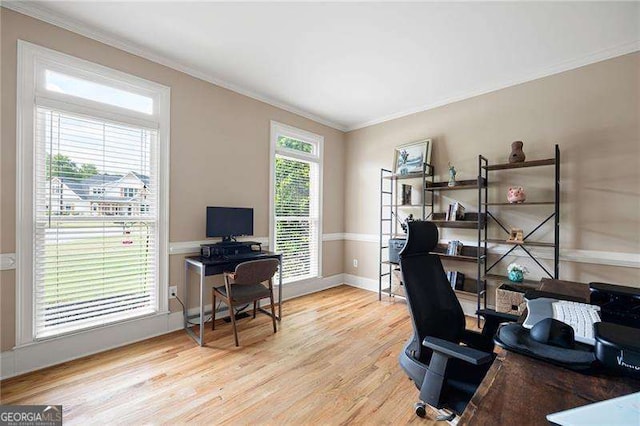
[425,176,487,304]
[478,144,560,318]
[378,163,487,302]
[379,164,433,300]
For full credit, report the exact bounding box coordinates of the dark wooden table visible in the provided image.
[458,279,640,425]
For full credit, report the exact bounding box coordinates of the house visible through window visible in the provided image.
[270,122,323,283]
[16,42,170,344]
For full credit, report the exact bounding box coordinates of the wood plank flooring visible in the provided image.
[1,285,451,424]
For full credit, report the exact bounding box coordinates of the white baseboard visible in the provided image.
[342,273,493,317]
[0,273,346,380]
[343,273,378,293]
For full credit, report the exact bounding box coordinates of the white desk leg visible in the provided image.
[184,260,205,346]
[184,262,189,332]
[199,263,205,346]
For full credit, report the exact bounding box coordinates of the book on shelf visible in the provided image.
[447,240,463,256]
[454,202,465,220]
[446,271,466,290]
[445,202,466,221]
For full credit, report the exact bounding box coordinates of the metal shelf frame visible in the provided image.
[479,144,560,314]
[378,163,434,300]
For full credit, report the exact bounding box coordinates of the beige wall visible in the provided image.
[0,8,345,351]
[344,53,640,292]
[1,7,639,354]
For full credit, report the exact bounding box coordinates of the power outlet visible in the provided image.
[169,286,177,299]
[353,259,358,268]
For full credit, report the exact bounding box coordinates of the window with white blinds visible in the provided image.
[17,42,170,344]
[34,108,158,338]
[270,122,323,283]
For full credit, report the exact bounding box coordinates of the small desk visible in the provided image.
[459,279,640,425]
[184,251,283,346]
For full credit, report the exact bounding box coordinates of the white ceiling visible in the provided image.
[7,2,640,131]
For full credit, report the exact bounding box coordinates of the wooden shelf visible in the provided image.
[455,289,478,297]
[382,204,429,208]
[429,220,478,229]
[483,273,540,286]
[485,238,555,248]
[454,277,483,296]
[483,201,554,206]
[383,172,431,180]
[431,244,485,263]
[381,260,399,266]
[483,158,555,171]
[429,212,484,229]
[425,178,486,191]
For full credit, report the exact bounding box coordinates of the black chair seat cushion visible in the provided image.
[403,340,495,415]
[214,284,270,304]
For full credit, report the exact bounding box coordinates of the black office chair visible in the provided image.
[398,221,509,418]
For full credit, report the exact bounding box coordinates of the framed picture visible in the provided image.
[393,139,432,176]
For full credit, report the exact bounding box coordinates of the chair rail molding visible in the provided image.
[344,234,640,269]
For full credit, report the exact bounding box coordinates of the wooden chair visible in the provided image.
[212,258,279,346]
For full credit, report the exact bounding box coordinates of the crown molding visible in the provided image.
[1,2,348,132]
[3,2,638,134]
[344,39,640,131]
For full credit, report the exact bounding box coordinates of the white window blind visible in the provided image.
[33,107,159,338]
[272,127,322,283]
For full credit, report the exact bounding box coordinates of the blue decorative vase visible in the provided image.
[508,270,524,283]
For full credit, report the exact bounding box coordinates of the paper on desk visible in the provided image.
[546,392,640,426]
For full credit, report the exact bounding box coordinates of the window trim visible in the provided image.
[15,40,171,347]
[269,121,323,283]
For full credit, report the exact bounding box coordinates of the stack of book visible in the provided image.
[447,271,465,290]
[445,202,466,221]
[447,240,463,256]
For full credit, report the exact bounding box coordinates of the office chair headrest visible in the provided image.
[400,221,438,257]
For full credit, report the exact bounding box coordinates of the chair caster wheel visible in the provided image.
[414,402,426,418]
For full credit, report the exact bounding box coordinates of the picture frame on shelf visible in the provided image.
[393,139,432,176]
[401,184,412,205]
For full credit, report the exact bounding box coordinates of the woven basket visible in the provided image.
[495,284,527,315]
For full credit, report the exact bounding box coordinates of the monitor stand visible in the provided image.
[216,240,243,246]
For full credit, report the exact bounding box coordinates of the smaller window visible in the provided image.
[45,70,153,115]
[277,136,315,154]
[92,187,105,195]
[122,187,137,198]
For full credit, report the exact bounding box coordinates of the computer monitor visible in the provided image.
[206,207,253,242]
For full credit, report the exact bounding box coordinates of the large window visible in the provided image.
[270,122,323,283]
[17,42,170,343]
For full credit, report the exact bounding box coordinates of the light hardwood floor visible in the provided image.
[1,285,447,424]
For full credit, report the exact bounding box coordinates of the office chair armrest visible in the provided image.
[477,308,519,323]
[422,336,494,366]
